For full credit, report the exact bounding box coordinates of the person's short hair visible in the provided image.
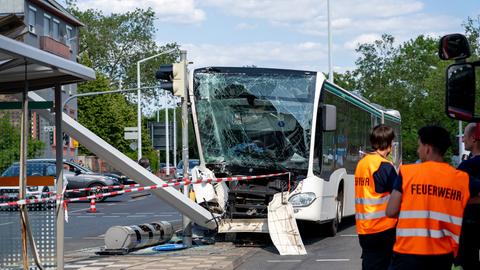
[370,124,395,150]
[418,125,451,156]
[138,158,150,168]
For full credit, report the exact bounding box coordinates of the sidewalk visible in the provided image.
[64,242,252,270]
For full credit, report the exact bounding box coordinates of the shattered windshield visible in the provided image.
[193,67,317,172]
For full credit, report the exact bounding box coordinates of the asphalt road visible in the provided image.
[0,192,182,252]
[64,192,183,251]
[236,217,362,270]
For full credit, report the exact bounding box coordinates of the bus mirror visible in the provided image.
[323,104,336,131]
[446,62,476,121]
[439,34,471,60]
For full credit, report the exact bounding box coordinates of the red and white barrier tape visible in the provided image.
[21,178,181,196]
[0,172,289,207]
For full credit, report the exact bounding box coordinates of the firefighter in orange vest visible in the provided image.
[386,125,480,270]
[355,124,398,270]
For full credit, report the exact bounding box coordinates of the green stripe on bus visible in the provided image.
[0,101,54,110]
[324,83,400,123]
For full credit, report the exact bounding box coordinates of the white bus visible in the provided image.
[190,67,401,235]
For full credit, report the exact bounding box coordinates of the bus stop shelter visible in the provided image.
[0,34,95,269]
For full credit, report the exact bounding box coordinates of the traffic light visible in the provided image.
[155,61,186,97]
[49,131,54,145]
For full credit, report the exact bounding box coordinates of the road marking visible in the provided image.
[0,222,13,226]
[107,203,115,206]
[168,219,182,223]
[103,216,120,218]
[267,260,302,263]
[112,213,129,215]
[137,212,154,215]
[69,208,89,213]
[316,259,350,262]
[340,234,358,237]
[154,214,173,217]
[127,215,146,218]
[83,236,104,239]
[76,216,95,218]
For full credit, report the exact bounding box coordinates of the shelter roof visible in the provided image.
[0,34,95,93]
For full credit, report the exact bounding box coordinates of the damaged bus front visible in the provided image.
[192,67,314,221]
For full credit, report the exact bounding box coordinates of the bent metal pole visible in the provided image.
[180,50,193,247]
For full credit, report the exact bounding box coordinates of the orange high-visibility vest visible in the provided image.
[393,161,470,256]
[354,153,397,234]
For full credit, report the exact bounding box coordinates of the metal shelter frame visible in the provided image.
[0,34,95,269]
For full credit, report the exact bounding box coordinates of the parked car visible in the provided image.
[160,163,174,169]
[160,163,176,178]
[175,159,200,179]
[0,160,56,209]
[0,159,121,203]
[102,172,135,185]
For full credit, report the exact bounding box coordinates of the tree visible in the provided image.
[0,113,44,172]
[67,3,180,90]
[463,16,480,59]
[350,34,458,162]
[76,69,157,164]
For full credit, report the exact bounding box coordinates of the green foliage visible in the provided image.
[337,17,480,162]
[463,16,480,59]
[0,113,45,172]
[67,4,180,90]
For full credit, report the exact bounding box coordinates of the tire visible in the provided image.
[326,188,343,236]
[87,183,106,202]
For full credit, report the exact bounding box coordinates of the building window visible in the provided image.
[44,14,51,36]
[52,19,60,40]
[28,6,36,33]
[66,25,73,48]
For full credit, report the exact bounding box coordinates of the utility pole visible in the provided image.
[327,0,333,83]
[165,94,170,176]
[173,105,177,169]
[180,50,192,247]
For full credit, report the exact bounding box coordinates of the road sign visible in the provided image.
[149,122,174,150]
[129,142,137,151]
[124,127,138,140]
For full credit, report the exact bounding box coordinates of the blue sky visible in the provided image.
[71,0,480,74]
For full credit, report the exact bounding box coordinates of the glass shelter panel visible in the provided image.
[0,95,57,269]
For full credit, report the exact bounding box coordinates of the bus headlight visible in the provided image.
[289,192,316,207]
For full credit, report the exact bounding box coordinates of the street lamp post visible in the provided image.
[327,0,333,83]
[136,48,176,161]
